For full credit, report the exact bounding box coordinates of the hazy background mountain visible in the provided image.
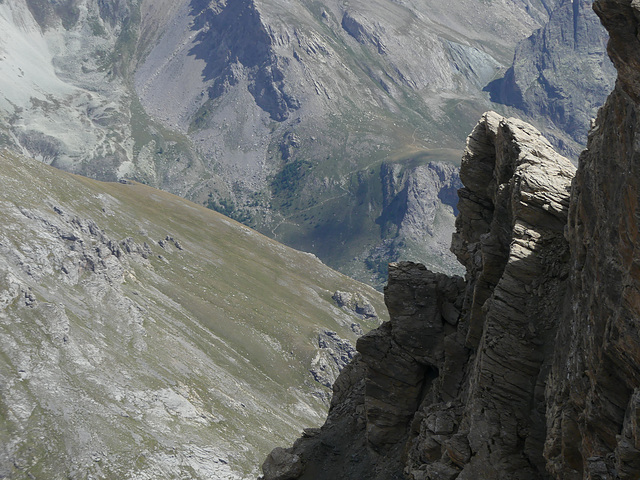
[0,0,613,287]
[0,148,385,479]
[487,0,615,156]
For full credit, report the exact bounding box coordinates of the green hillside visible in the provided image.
[0,150,385,479]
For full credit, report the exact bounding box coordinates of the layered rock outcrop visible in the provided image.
[261,1,640,477]
[544,0,640,477]
[261,112,576,479]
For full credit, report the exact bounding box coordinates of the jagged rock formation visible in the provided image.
[488,0,616,157]
[261,0,640,477]
[544,0,640,477]
[261,112,576,479]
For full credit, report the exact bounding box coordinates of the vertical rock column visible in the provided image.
[357,263,465,449]
[261,112,577,480]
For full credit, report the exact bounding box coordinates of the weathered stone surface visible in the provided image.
[261,113,576,479]
[261,448,304,480]
[310,330,357,390]
[332,291,378,319]
[433,113,574,479]
[543,2,640,478]
[360,263,465,449]
[261,4,640,475]
[261,264,463,480]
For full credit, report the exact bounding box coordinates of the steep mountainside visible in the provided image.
[488,0,616,157]
[545,0,640,476]
[260,0,640,477]
[0,0,612,287]
[0,149,386,479]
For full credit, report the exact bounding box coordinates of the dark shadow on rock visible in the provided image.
[483,66,523,110]
[186,0,298,121]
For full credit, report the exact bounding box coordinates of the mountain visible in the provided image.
[487,0,615,157]
[0,149,386,479]
[261,111,577,479]
[259,0,640,474]
[0,0,613,287]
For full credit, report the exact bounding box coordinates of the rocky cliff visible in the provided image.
[260,1,640,471]
[261,110,576,479]
[488,0,616,157]
[544,0,640,476]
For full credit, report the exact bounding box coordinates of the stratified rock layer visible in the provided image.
[261,0,640,477]
[544,1,640,478]
[261,112,576,479]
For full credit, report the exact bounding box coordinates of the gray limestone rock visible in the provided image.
[332,291,378,319]
[363,161,463,287]
[310,330,357,389]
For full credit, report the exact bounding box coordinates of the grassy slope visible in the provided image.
[0,150,386,479]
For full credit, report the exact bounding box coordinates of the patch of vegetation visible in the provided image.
[270,159,313,201]
[364,253,390,277]
[189,99,216,133]
[440,98,486,144]
[126,94,201,187]
[100,3,142,77]
[23,0,80,30]
[206,194,251,224]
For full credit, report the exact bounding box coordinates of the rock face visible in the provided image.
[261,112,577,479]
[358,161,463,287]
[544,0,640,477]
[261,1,640,476]
[488,0,616,157]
